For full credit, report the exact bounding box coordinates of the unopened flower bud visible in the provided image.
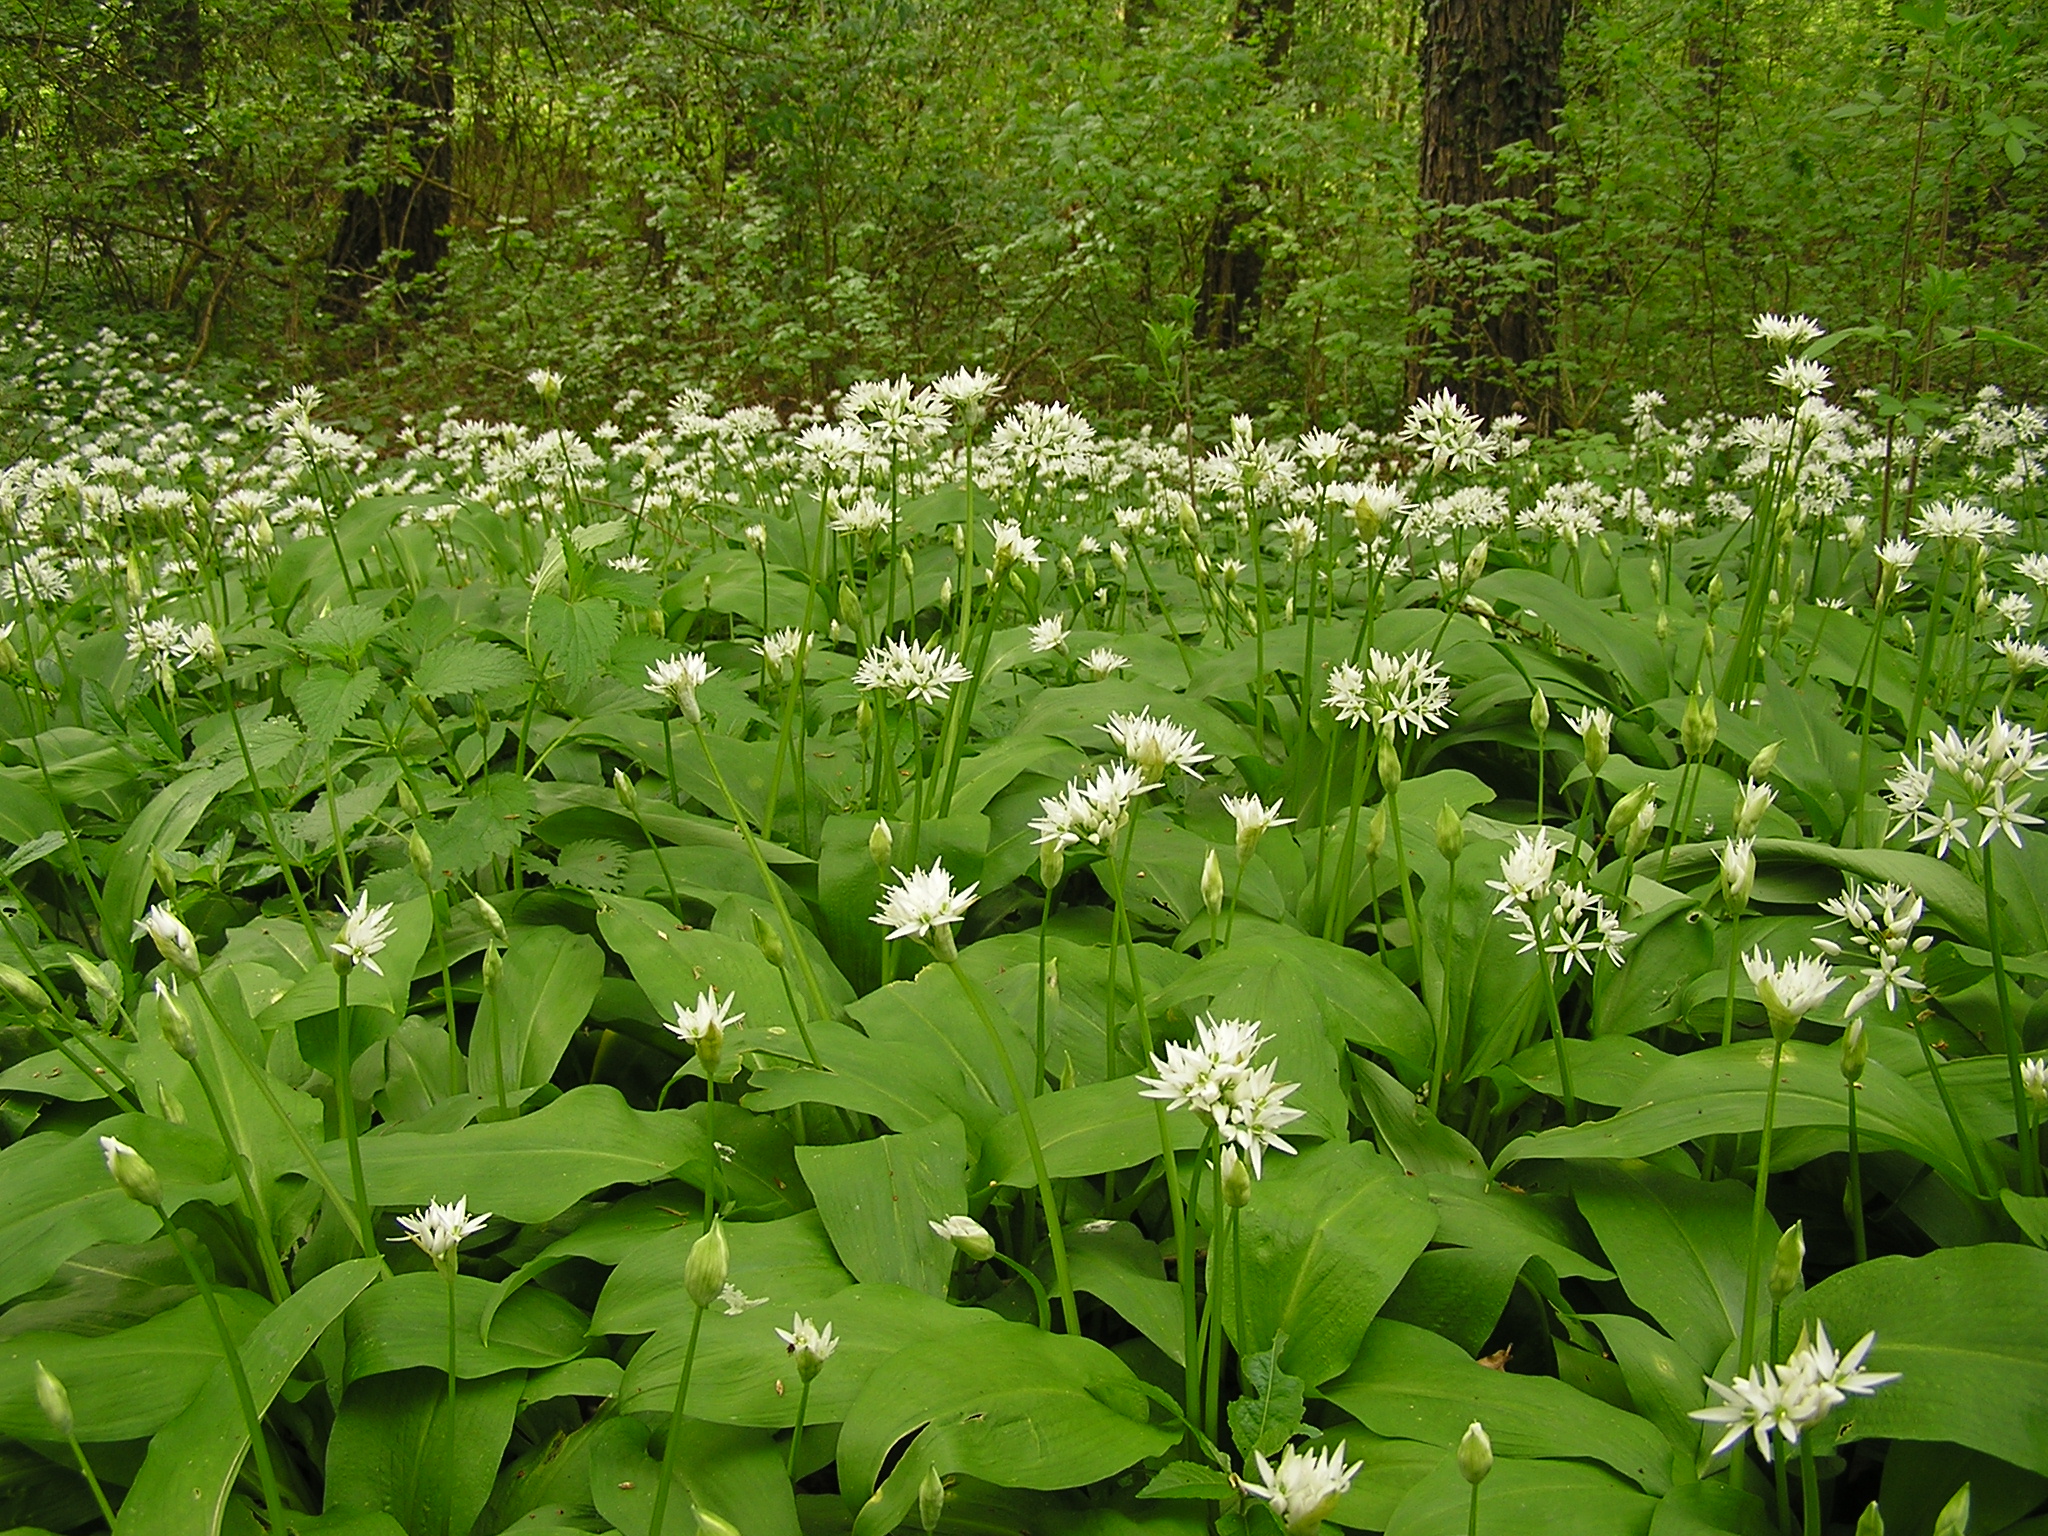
[150,850,178,901]
[1706,572,1726,609]
[1606,782,1654,843]
[1059,1051,1077,1091]
[839,583,862,631]
[1627,798,1658,859]
[1040,837,1065,889]
[1749,740,1782,781]
[407,829,434,883]
[69,953,119,1004]
[743,523,767,558]
[1856,1503,1885,1536]
[157,1081,187,1124]
[1529,686,1550,737]
[919,1464,947,1534]
[684,1218,731,1309]
[1655,610,1672,642]
[751,910,785,969]
[1458,1421,1493,1485]
[0,628,19,673]
[1841,1017,1869,1084]
[1376,733,1402,793]
[929,1214,996,1262]
[1461,540,1490,587]
[1220,1146,1252,1208]
[100,1135,161,1206]
[1770,1221,1805,1305]
[940,576,953,608]
[34,1362,72,1438]
[901,548,916,582]
[1581,714,1611,777]
[1178,502,1200,541]
[156,978,197,1060]
[481,945,503,992]
[1720,839,1755,917]
[1365,803,1389,863]
[1701,623,1717,657]
[0,961,51,1014]
[474,895,507,941]
[1933,1485,1970,1536]
[1648,557,1663,590]
[1434,801,1465,862]
[1681,692,1718,760]
[412,692,439,728]
[870,818,893,871]
[396,776,424,818]
[1202,848,1225,917]
[614,768,638,813]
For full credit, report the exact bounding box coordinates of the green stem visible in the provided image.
[1800,1435,1821,1536]
[1846,1082,1868,1265]
[334,967,375,1255]
[1910,1009,1990,1198]
[1737,1037,1787,1373]
[646,1302,707,1536]
[1982,849,2041,1195]
[158,1205,283,1527]
[1468,1481,1481,1536]
[946,959,1078,1335]
[1905,542,1955,748]
[991,1249,1052,1331]
[1539,948,1579,1125]
[66,1431,117,1530]
[786,1376,812,1478]
[188,1057,290,1303]
[1775,1451,1793,1535]
[444,1259,459,1536]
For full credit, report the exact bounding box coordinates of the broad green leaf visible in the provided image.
[1496,1041,1984,1195]
[1782,1244,2048,1476]
[1384,1455,1658,1536]
[595,1210,851,1336]
[1380,1246,1525,1355]
[1326,1319,1673,1495]
[1591,1313,1715,1462]
[1064,1219,1185,1365]
[0,1289,268,1440]
[617,1282,993,1428]
[529,592,621,695]
[1210,1141,1436,1387]
[468,925,605,1107]
[323,1367,524,1536]
[342,1273,589,1384]
[1421,1176,1612,1282]
[113,1258,381,1536]
[978,1076,1206,1188]
[414,637,531,699]
[587,1415,800,1536]
[795,1115,967,1297]
[596,892,799,1052]
[0,1238,191,1342]
[320,1083,697,1224]
[1355,1058,1487,1180]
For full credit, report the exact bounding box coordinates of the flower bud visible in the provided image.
[474,895,507,941]
[1376,733,1402,794]
[1681,692,1718,760]
[1749,740,1782,781]
[901,547,916,582]
[1734,779,1774,840]
[1656,610,1672,642]
[411,692,439,729]
[1365,803,1389,863]
[614,768,639,814]
[157,1082,187,1125]
[940,575,953,608]
[1769,1221,1805,1305]
[1461,540,1490,587]
[743,523,768,558]
[684,1218,731,1310]
[751,909,786,969]
[34,1362,72,1438]
[1855,1502,1885,1536]
[1039,837,1065,889]
[870,818,894,871]
[1458,1421,1493,1485]
[1581,713,1610,777]
[1933,1485,1970,1536]
[1059,1052,1077,1091]
[0,628,19,673]
[1220,1145,1252,1208]
[1719,838,1755,917]
[481,945,503,992]
[156,978,197,1061]
[930,1214,996,1262]
[1202,848,1225,917]
[1528,686,1550,738]
[1434,800,1465,863]
[839,583,862,631]
[1706,572,1726,609]
[407,828,434,884]
[1606,782,1654,842]
[100,1135,162,1206]
[0,961,51,1014]
[1626,798,1658,859]
[69,953,119,1005]
[1841,1018,1868,1085]
[919,1464,947,1534]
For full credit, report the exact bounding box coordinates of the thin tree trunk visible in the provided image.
[328,0,456,315]
[1407,0,1570,418]
[1194,0,1294,348]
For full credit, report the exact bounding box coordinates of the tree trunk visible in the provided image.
[328,0,456,315]
[1193,0,1294,348]
[1406,0,1570,418]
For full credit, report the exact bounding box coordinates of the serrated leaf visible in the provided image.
[529,593,620,695]
[291,665,381,757]
[415,637,532,699]
[298,603,396,661]
[546,837,630,892]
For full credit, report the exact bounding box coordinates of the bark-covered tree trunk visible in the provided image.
[1406,0,1569,417]
[1193,0,1294,348]
[327,0,455,314]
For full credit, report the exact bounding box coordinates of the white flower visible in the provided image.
[1788,1323,1899,1416]
[853,637,973,707]
[1240,1440,1362,1535]
[1400,389,1495,473]
[1029,616,1071,654]
[776,1312,839,1379]
[1768,358,1832,396]
[756,627,810,681]
[645,651,718,722]
[1994,637,2048,673]
[1690,1362,1812,1463]
[666,986,743,1054]
[1913,498,2013,546]
[1976,781,2043,848]
[873,861,979,949]
[829,490,892,539]
[928,1214,996,1260]
[135,903,201,976]
[1720,837,1756,908]
[716,1283,770,1316]
[1222,793,1294,864]
[986,518,1043,573]
[1488,831,1561,915]
[1748,313,1826,351]
[2021,1057,2048,1107]
[1743,949,1843,1036]
[526,368,564,402]
[1225,1062,1306,1176]
[1139,1016,1303,1178]
[1103,709,1213,782]
[392,1197,491,1262]
[1734,778,1776,838]
[1079,646,1129,680]
[127,615,193,690]
[1030,763,1156,851]
[331,891,397,975]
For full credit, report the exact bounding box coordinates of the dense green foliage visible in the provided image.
[2,315,2048,1535]
[2,1,2044,426]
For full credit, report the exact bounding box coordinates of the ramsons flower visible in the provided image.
[873,861,979,957]
[645,651,718,722]
[1221,793,1294,865]
[331,891,397,975]
[135,903,201,976]
[1103,709,1212,783]
[392,1197,491,1263]
[1139,1015,1305,1177]
[1240,1440,1362,1536]
[777,1313,839,1380]
[1743,949,1843,1039]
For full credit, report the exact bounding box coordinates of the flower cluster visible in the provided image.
[392,1197,491,1263]
[1138,1015,1306,1177]
[1239,1439,1362,1535]
[1886,711,2048,857]
[1031,762,1156,852]
[1814,879,1932,1016]
[1690,1324,1898,1463]
[1486,832,1632,974]
[1102,709,1213,782]
[126,614,220,691]
[873,861,979,952]
[1323,648,1453,738]
[853,636,973,707]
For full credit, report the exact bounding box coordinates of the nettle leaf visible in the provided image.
[529,591,621,695]
[414,636,531,699]
[298,603,397,661]
[545,836,631,892]
[1229,1333,1308,1458]
[291,664,381,756]
[436,772,537,871]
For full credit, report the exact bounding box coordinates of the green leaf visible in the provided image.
[1210,1141,1436,1387]
[529,592,621,695]
[468,926,605,1107]
[596,893,799,1056]
[291,665,381,757]
[1781,1244,2048,1476]
[1139,1461,1240,1502]
[595,1210,852,1337]
[1228,1335,1307,1458]
[321,1084,697,1225]
[343,1273,589,1385]
[587,1415,800,1536]
[795,1115,968,1297]
[323,1367,524,1536]
[837,1322,1176,1521]
[0,1289,268,1440]
[978,1076,1207,1188]
[414,637,531,699]
[113,1258,381,1536]
[1355,1059,1487,1180]
[1064,1219,1186,1365]
[1384,1454,1659,1536]
[1326,1319,1673,1495]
